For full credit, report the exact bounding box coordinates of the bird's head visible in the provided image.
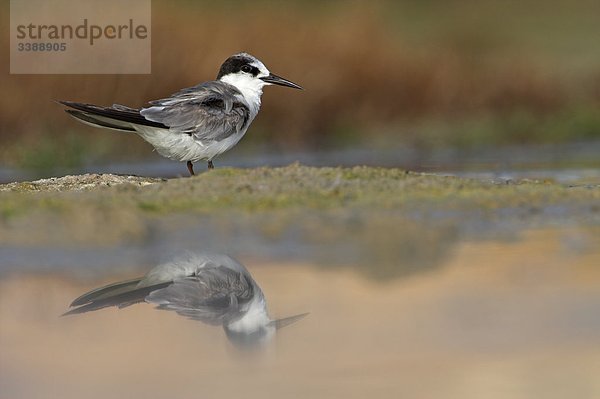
[223,312,309,350]
[217,52,303,96]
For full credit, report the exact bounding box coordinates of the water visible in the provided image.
[3,141,600,184]
[1,154,599,398]
[1,225,599,398]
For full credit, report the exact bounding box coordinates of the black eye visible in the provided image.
[241,65,252,73]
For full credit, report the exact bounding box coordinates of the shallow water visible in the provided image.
[1,227,599,399]
[3,141,600,184]
[1,156,599,397]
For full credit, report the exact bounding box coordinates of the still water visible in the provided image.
[1,226,599,399]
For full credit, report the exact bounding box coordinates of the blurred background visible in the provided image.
[2,1,600,398]
[1,0,599,179]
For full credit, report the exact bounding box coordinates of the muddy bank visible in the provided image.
[0,173,163,193]
[1,164,598,213]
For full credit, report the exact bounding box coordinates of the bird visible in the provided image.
[63,252,308,349]
[59,52,302,176]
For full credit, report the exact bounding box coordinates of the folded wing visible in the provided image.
[140,81,251,141]
[146,265,255,325]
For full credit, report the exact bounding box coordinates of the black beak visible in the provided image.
[260,73,303,90]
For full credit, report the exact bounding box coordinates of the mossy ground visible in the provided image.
[1,164,599,217]
[1,165,599,279]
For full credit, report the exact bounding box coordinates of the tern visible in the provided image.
[59,53,302,175]
[64,252,308,348]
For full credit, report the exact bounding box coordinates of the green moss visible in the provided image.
[8,182,39,193]
[1,166,598,218]
[0,166,598,280]
[137,201,162,212]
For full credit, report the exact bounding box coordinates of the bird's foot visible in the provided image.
[187,161,195,176]
[207,160,214,170]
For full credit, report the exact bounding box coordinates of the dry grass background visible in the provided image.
[1,0,600,170]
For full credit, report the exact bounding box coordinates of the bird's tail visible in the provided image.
[59,101,167,132]
[65,109,137,132]
[63,277,171,316]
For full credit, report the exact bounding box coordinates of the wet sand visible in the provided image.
[1,228,599,399]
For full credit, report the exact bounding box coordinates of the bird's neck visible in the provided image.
[226,296,270,333]
[219,75,263,116]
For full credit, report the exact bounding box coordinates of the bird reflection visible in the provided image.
[64,252,308,348]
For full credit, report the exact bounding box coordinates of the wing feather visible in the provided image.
[63,281,171,316]
[70,277,143,307]
[64,254,257,326]
[146,266,254,325]
[60,101,166,128]
[140,81,250,142]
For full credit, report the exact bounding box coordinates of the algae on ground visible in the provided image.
[1,165,599,280]
[1,165,599,218]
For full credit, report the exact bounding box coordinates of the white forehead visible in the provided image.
[251,60,269,75]
[235,52,269,75]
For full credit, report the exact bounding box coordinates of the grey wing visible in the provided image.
[146,265,255,325]
[140,81,250,142]
[64,280,171,316]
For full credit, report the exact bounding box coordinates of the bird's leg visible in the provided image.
[207,160,214,170]
[187,161,195,176]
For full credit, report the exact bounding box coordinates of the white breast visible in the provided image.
[134,123,250,163]
[226,295,270,333]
